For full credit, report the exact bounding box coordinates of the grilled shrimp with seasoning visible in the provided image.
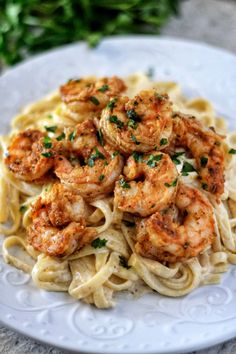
[170,113,225,199]
[28,183,96,257]
[60,76,126,118]
[100,90,173,154]
[55,119,124,201]
[135,182,215,263]
[114,151,178,217]
[4,130,57,182]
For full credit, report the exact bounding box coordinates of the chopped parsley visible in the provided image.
[119,177,131,189]
[160,138,168,146]
[202,183,208,191]
[109,115,124,129]
[119,256,131,269]
[44,125,57,133]
[47,114,53,119]
[127,119,138,129]
[146,154,163,168]
[132,152,143,163]
[200,156,208,167]
[155,93,165,101]
[171,151,185,165]
[131,134,140,145]
[229,148,236,154]
[91,238,107,249]
[19,205,27,213]
[56,132,66,141]
[111,151,120,159]
[181,161,196,176]
[41,152,53,158]
[87,147,105,167]
[97,129,104,146]
[43,136,52,149]
[99,174,105,181]
[98,84,109,92]
[107,98,117,110]
[69,131,76,141]
[126,109,140,121]
[89,96,100,105]
[165,178,178,188]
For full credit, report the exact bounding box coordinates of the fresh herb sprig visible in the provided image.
[0,1,180,66]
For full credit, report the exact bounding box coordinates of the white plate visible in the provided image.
[0,36,236,354]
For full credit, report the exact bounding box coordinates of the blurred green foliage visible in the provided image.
[0,0,180,65]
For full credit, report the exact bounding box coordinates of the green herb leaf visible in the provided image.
[111,151,120,159]
[181,161,196,176]
[69,131,76,141]
[107,98,117,110]
[91,238,107,249]
[89,96,100,105]
[109,115,124,129]
[155,93,165,101]
[43,136,52,149]
[131,134,140,145]
[119,256,131,269]
[127,119,138,129]
[99,174,105,181]
[97,129,104,146]
[98,84,109,92]
[171,151,185,165]
[88,147,105,167]
[160,138,168,146]
[126,109,140,121]
[229,148,236,154]
[132,152,143,163]
[119,177,131,189]
[56,132,66,141]
[44,125,57,133]
[146,154,163,168]
[19,205,27,213]
[202,183,208,191]
[41,152,53,158]
[165,178,178,188]
[200,156,208,167]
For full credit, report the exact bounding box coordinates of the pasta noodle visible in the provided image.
[1,73,236,309]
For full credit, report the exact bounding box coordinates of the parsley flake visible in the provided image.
[109,115,124,129]
[43,136,52,149]
[91,238,107,249]
[44,125,57,133]
[119,177,131,189]
[89,96,100,105]
[69,131,76,141]
[98,84,109,92]
[200,156,208,167]
[132,152,143,163]
[88,147,105,167]
[41,152,53,158]
[119,256,131,269]
[19,205,27,213]
[131,134,140,145]
[111,151,120,158]
[146,154,163,168]
[165,178,178,188]
[97,129,104,146]
[181,161,196,176]
[107,98,117,110]
[56,132,66,141]
[99,174,105,181]
[171,151,185,165]
[202,183,208,191]
[160,138,168,146]
[229,148,236,154]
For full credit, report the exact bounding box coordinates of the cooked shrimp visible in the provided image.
[171,113,225,199]
[60,76,126,118]
[55,120,124,201]
[5,130,55,182]
[114,152,178,217]
[100,90,173,154]
[135,183,215,263]
[28,183,96,257]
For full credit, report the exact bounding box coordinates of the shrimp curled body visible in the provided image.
[55,120,124,201]
[28,183,96,257]
[114,152,178,217]
[100,90,173,154]
[135,183,215,263]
